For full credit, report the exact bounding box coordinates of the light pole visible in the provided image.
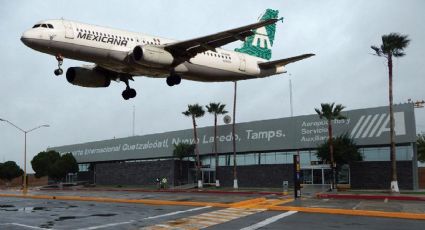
[0,118,49,194]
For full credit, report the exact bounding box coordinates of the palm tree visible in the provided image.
[206,103,228,187]
[315,103,346,190]
[182,104,205,188]
[173,143,195,185]
[371,33,410,193]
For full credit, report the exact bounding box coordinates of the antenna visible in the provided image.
[289,76,293,117]
[132,105,135,136]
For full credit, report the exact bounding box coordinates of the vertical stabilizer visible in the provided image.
[235,9,280,60]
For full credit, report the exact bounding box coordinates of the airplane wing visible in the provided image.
[258,53,315,69]
[164,18,282,62]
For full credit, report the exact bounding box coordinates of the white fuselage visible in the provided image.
[21,19,282,82]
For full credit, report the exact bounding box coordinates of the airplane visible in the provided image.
[21,9,314,100]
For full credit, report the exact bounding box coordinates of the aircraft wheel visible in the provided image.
[122,90,130,100]
[174,75,181,85]
[128,88,137,98]
[166,76,174,86]
[54,68,63,76]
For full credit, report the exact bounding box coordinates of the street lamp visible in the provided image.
[0,118,49,194]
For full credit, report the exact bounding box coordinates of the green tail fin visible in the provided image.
[235,9,280,60]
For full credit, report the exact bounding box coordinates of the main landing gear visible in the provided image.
[166,74,181,86]
[54,54,64,76]
[122,78,137,100]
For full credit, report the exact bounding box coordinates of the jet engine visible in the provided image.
[66,67,111,88]
[132,45,174,67]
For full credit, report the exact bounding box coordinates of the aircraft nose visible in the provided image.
[20,30,36,47]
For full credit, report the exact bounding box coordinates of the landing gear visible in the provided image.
[54,54,64,76]
[54,68,63,76]
[121,78,137,100]
[166,74,181,86]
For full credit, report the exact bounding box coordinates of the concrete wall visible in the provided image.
[94,160,193,186]
[0,174,48,187]
[217,164,294,188]
[350,161,413,190]
[419,167,425,189]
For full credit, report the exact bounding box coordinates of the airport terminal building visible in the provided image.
[50,104,419,190]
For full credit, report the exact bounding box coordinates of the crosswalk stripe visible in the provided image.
[240,211,298,230]
[142,207,263,229]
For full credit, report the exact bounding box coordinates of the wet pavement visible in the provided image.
[1,189,425,229]
[1,197,424,230]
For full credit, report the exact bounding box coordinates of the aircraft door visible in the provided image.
[238,54,246,72]
[62,20,74,39]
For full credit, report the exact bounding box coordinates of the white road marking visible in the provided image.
[143,207,264,229]
[0,223,47,229]
[143,206,211,220]
[240,211,298,230]
[77,220,135,230]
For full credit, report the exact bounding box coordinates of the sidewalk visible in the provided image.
[36,184,289,196]
[317,191,425,202]
[5,184,425,202]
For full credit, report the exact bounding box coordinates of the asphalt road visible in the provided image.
[1,197,424,230]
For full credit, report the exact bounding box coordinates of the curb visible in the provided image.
[317,193,425,201]
[39,187,286,196]
[0,193,229,208]
[269,205,425,220]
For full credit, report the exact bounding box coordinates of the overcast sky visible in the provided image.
[0,0,424,172]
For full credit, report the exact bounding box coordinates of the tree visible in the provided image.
[0,161,23,184]
[371,33,410,193]
[418,133,425,163]
[49,153,79,182]
[315,103,346,190]
[31,150,60,178]
[182,104,205,188]
[317,134,363,169]
[31,151,78,182]
[206,102,228,187]
[173,143,195,184]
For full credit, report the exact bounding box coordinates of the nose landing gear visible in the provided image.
[166,74,181,86]
[54,54,64,76]
[121,78,137,100]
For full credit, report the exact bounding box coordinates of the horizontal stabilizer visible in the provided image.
[258,53,315,69]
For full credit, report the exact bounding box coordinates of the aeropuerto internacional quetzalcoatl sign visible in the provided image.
[50,104,416,163]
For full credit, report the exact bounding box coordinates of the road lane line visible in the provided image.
[2,223,47,230]
[143,206,211,220]
[77,220,135,230]
[240,211,298,230]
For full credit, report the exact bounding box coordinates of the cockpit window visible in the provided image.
[41,24,48,28]
[32,24,40,28]
[48,24,54,29]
